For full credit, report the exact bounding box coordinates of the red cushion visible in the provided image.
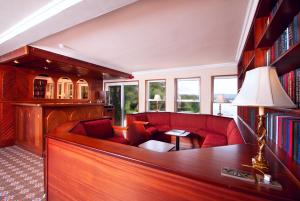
[155,125,171,132]
[70,122,86,135]
[126,113,148,126]
[170,113,207,130]
[107,136,129,144]
[127,123,150,146]
[205,115,232,136]
[83,119,114,139]
[146,126,158,135]
[194,129,213,138]
[146,112,170,126]
[202,134,227,148]
[227,121,244,145]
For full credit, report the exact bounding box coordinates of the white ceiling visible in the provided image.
[0,0,137,55]
[0,0,51,33]
[1,0,251,73]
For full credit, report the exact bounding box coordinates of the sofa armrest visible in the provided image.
[113,126,127,138]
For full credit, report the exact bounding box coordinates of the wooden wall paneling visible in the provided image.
[15,106,43,155]
[254,16,268,46]
[44,110,68,134]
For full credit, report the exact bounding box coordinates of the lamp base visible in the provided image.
[252,156,268,170]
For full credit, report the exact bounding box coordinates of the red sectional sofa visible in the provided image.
[70,119,129,144]
[126,112,244,148]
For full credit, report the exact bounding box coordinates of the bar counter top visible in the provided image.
[46,119,300,201]
[12,102,107,107]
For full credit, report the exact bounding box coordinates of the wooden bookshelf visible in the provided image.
[238,0,300,181]
[256,0,300,48]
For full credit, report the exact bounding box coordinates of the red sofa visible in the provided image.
[126,112,244,148]
[70,119,129,144]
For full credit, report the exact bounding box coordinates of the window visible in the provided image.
[146,80,166,111]
[212,76,237,117]
[176,78,200,113]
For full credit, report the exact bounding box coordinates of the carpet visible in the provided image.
[0,146,45,201]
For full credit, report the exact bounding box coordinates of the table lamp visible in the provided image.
[153,94,162,111]
[216,94,225,116]
[232,66,295,170]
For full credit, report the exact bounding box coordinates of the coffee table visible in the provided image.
[138,140,175,152]
[165,129,190,151]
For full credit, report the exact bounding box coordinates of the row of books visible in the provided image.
[278,68,300,109]
[266,113,300,164]
[265,13,299,65]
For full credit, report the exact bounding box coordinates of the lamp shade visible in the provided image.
[153,94,162,101]
[216,94,225,103]
[232,66,295,108]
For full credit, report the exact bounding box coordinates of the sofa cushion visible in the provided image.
[206,115,232,136]
[127,123,150,146]
[126,113,148,126]
[155,124,171,132]
[70,122,86,135]
[227,121,244,145]
[194,129,214,138]
[107,136,129,144]
[146,126,158,135]
[146,112,170,126]
[83,119,114,139]
[170,113,207,130]
[202,134,227,148]
[201,134,227,148]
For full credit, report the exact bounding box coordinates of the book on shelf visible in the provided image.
[269,13,299,63]
[279,68,300,109]
[266,113,300,164]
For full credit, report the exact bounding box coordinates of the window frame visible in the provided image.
[211,74,237,116]
[145,79,166,112]
[175,77,201,113]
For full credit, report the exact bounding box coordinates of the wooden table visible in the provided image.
[138,140,175,152]
[165,129,190,150]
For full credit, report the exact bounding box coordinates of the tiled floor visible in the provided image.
[0,146,45,201]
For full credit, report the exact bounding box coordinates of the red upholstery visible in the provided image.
[227,121,244,145]
[170,113,207,131]
[70,122,86,135]
[82,119,114,139]
[205,115,231,136]
[107,136,129,144]
[126,112,244,148]
[201,134,227,148]
[146,112,170,126]
[126,113,148,126]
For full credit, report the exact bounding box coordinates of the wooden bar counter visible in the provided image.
[14,102,110,156]
[45,119,300,201]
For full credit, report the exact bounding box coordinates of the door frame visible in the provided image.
[105,81,139,126]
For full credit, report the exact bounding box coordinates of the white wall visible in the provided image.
[104,63,237,114]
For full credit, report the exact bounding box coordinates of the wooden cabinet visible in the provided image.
[14,103,106,156]
[238,0,300,181]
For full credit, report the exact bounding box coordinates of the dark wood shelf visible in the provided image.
[266,107,300,114]
[256,0,300,48]
[256,0,277,18]
[271,41,300,75]
[238,54,255,78]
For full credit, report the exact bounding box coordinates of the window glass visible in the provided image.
[176,78,200,113]
[146,80,166,111]
[213,76,237,117]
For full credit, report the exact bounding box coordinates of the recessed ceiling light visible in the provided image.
[46,59,52,63]
[43,66,49,70]
[58,43,65,48]
[0,0,82,45]
[13,60,19,64]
